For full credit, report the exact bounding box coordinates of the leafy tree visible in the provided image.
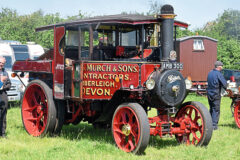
[0,8,85,49]
[33,12,64,48]
[1,5,240,71]
[176,27,193,38]
[215,9,240,40]
[147,0,163,15]
[66,10,86,21]
[196,9,240,70]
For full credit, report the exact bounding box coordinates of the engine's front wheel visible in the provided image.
[175,101,213,146]
[21,80,56,137]
[112,103,150,154]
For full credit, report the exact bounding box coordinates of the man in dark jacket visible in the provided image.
[207,61,227,130]
[0,56,11,137]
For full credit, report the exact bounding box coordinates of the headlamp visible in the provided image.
[185,78,192,90]
[169,50,177,61]
[146,79,155,90]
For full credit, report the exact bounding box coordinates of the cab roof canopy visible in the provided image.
[35,14,188,32]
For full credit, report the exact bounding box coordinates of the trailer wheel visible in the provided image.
[234,102,240,128]
[175,101,213,146]
[112,103,150,154]
[21,80,56,137]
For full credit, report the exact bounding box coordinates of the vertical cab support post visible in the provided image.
[89,24,93,59]
[71,25,86,101]
[70,26,82,100]
[53,26,65,99]
[141,24,145,59]
[78,26,82,60]
[115,25,119,46]
[120,26,122,45]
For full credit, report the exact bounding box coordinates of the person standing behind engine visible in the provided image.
[0,56,11,138]
[207,61,227,130]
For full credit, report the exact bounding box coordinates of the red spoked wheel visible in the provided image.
[234,102,240,128]
[21,80,56,137]
[175,101,213,146]
[112,103,150,154]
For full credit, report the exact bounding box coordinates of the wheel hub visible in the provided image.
[122,124,131,136]
[172,85,180,97]
[184,117,198,130]
[36,105,42,114]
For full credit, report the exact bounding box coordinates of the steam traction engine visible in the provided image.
[225,81,240,128]
[229,93,240,128]
[12,5,213,154]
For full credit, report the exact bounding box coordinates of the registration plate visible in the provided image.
[161,62,183,70]
[9,97,15,101]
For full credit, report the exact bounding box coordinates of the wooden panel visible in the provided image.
[178,38,217,82]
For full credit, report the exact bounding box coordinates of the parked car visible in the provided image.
[7,79,24,107]
[222,69,240,86]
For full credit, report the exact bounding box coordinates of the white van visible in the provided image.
[27,42,45,60]
[0,41,44,61]
[0,43,15,71]
[0,43,22,104]
[0,41,44,104]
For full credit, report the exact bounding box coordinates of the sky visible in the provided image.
[0,0,240,30]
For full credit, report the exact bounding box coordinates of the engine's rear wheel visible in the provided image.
[234,102,240,128]
[175,101,213,146]
[21,80,56,137]
[112,103,150,154]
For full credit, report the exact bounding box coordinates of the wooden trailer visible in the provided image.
[176,35,217,93]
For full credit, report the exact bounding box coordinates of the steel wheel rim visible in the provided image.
[234,102,240,128]
[112,106,141,152]
[22,83,48,136]
[176,105,204,145]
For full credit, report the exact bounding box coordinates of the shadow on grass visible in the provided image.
[219,123,239,129]
[149,136,178,149]
[60,123,179,149]
[61,123,114,144]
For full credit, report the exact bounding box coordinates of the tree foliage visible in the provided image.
[147,0,165,15]
[1,5,240,70]
[0,8,84,48]
[194,9,240,70]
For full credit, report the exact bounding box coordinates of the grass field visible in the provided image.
[0,94,240,160]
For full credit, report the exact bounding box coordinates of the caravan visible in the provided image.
[0,43,21,104]
[26,42,45,60]
[0,41,44,104]
[0,43,15,71]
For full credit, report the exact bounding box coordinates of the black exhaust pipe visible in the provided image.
[160,5,176,61]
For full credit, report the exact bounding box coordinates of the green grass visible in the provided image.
[1,94,240,160]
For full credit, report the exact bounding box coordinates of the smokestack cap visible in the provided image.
[161,4,174,15]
